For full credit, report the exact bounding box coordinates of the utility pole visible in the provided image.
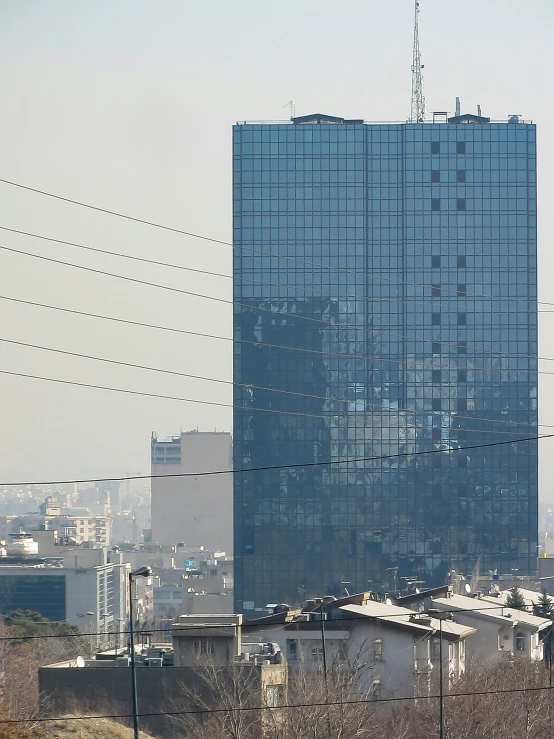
[410,0,425,123]
[319,602,332,739]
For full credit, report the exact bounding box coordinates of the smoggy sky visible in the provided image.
[0,0,553,496]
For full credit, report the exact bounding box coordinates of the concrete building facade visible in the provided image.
[151,430,232,550]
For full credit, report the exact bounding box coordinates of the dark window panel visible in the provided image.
[457,284,467,296]
[457,369,467,383]
[457,198,466,211]
[431,198,441,211]
[431,141,440,154]
[432,313,441,325]
[457,255,467,268]
[431,170,440,183]
[432,342,442,355]
[456,141,466,154]
[458,313,467,326]
[457,170,466,183]
[432,370,442,383]
[432,284,441,297]
[431,256,441,268]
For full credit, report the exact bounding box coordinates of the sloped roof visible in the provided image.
[340,603,475,640]
[432,594,551,631]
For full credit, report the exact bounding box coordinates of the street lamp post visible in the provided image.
[129,566,152,739]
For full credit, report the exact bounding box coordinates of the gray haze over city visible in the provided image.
[0,0,553,497]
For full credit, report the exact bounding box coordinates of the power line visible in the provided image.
[0,369,337,421]
[0,335,546,433]
[1,683,554,724]
[0,178,545,309]
[0,602,540,642]
[0,243,339,328]
[0,433,549,487]
[0,242,544,367]
[1,291,548,366]
[0,223,548,312]
[0,336,354,408]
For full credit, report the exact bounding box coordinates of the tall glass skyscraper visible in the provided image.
[233,112,537,615]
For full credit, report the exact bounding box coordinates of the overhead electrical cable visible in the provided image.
[0,292,549,367]
[0,335,545,433]
[0,247,544,364]
[0,433,550,487]
[0,223,548,310]
[1,683,554,725]
[0,177,547,307]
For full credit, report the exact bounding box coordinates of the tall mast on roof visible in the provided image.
[410,0,425,123]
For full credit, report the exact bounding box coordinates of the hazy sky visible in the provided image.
[0,0,553,494]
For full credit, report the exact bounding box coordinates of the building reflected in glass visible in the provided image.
[233,112,537,615]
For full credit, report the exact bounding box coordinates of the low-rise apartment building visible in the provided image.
[245,593,474,699]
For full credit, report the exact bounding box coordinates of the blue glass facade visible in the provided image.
[233,117,537,614]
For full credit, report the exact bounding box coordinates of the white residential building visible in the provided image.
[429,592,550,664]
[246,595,474,699]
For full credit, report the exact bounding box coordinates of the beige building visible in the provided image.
[151,430,232,550]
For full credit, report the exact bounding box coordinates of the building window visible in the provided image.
[374,639,383,662]
[457,255,467,268]
[457,369,467,383]
[432,342,441,355]
[432,313,441,326]
[456,141,466,154]
[431,141,440,154]
[458,399,467,411]
[458,312,467,326]
[431,170,440,183]
[515,632,526,651]
[457,283,467,296]
[457,170,466,183]
[431,256,441,268]
[193,639,215,656]
[431,637,441,663]
[287,639,298,662]
[432,284,441,297]
[432,370,441,383]
[459,640,465,660]
[311,647,324,663]
[266,684,284,707]
[431,198,441,211]
[371,680,382,698]
[432,427,441,441]
[457,341,467,354]
[432,399,442,411]
[457,198,466,211]
[210,568,217,577]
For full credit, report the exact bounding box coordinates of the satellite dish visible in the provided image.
[465,583,471,594]
[76,656,85,667]
[385,598,392,606]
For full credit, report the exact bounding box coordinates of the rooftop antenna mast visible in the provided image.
[410,0,425,123]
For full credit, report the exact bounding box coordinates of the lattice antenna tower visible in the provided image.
[410,0,425,123]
